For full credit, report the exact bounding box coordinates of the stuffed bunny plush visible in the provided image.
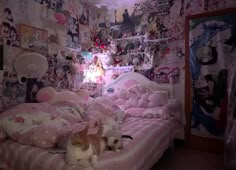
[36,86,90,104]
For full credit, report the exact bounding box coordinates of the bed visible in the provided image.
[0,72,184,170]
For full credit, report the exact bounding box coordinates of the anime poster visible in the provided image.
[33,0,64,11]
[2,71,26,109]
[19,24,48,52]
[42,54,77,91]
[1,7,19,47]
[66,16,80,49]
[189,12,236,138]
[79,2,89,25]
[97,0,170,41]
[154,66,180,83]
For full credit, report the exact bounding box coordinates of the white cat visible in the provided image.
[65,124,128,168]
[65,126,106,168]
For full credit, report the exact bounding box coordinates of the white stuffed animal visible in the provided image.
[36,86,90,104]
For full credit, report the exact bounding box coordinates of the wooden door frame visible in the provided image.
[184,8,236,153]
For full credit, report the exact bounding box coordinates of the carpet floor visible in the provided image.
[151,145,226,170]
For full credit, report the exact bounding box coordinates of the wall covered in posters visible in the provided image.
[91,0,236,112]
[94,0,183,85]
[0,0,100,111]
[93,0,236,86]
[187,10,236,138]
[0,0,236,112]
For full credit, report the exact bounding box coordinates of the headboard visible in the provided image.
[103,72,173,95]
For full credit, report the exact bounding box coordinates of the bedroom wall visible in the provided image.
[0,0,100,111]
[0,0,236,112]
[93,0,236,110]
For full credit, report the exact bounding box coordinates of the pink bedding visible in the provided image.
[0,100,124,148]
[125,106,170,119]
[0,117,180,170]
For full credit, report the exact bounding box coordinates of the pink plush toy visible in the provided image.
[36,87,89,104]
[124,84,169,109]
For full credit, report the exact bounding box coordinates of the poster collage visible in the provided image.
[0,0,98,111]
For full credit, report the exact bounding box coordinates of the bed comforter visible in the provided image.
[0,116,179,170]
[0,97,183,170]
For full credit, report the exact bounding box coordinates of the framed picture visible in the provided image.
[185,8,236,151]
[19,24,48,52]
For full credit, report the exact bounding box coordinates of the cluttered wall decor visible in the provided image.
[93,0,172,86]
[1,0,236,112]
[185,8,236,150]
[19,24,48,53]
[0,0,102,111]
[154,66,180,84]
[91,0,236,105]
[1,7,19,47]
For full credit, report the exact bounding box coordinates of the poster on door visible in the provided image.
[189,11,236,138]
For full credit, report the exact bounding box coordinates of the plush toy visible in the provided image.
[124,85,169,109]
[36,86,90,104]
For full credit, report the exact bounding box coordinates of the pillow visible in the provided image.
[87,97,126,123]
[124,84,169,109]
[148,91,169,107]
[36,87,90,104]
[0,103,57,119]
[125,107,170,119]
[0,111,70,148]
[128,84,151,97]
[53,100,86,123]
[18,125,69,148]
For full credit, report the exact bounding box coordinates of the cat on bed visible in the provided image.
[65,125,132,167]
[66,125,105,167]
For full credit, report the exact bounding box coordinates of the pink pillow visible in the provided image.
[18,126,69,148]
[114,99,126,105]
[125,107,170,119]
[125,98,139,109]
[0,103,57,119]
[53,100,86,123]
[128,84,151,96]
[118,89,128,99]
[0,110,70,148]
[148,91,168,107]
[125,108,146,116]
[137,99,149,108]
